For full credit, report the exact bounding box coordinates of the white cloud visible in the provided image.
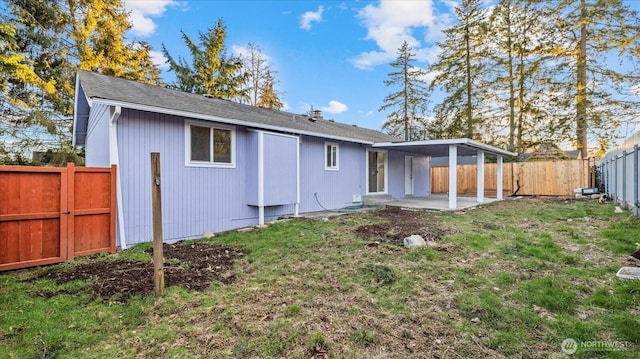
[124,0,182,37]
[350,0,452,70]
[320,100,348,114]
[300,6,324,30]
[231,44,272,63]
[149,50,169,70]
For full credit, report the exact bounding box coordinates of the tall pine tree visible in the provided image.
[427,0,490,141]
[379,41,430,141]
[542,0,640,157]
[486,0,554,154]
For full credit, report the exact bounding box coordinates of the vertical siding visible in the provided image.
[386,150,430,198]
[387,150,405,197]
[299,136,366,212]
[263,133,297,205]
[413,156,431,196]
[110,107,433,245]
[84,104,110,167]
[117,109,259,245]
[245,131,259,205]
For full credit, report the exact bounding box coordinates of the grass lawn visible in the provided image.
[1,197,639,358]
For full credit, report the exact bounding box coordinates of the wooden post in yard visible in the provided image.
[151,152,164,297]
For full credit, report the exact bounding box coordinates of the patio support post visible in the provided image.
[496,155,503,200]
[476,150,485,203]
[257,131,265,225]
[449,145,457,209]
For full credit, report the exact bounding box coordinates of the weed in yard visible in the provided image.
[362,263,396,287]
[306,332,330,354]
[287,304,302,317]
[350,328,378,346]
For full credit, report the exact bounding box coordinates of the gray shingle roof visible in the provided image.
[77,70,398,144]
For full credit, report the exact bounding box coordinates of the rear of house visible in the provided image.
[74,71,431,247]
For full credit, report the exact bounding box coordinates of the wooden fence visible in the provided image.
[0,163,116,271]
[431,159,594,196]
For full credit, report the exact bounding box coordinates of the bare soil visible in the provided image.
[32,241,246,303]
[353,206,451,244]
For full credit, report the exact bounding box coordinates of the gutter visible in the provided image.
[109,106,127,249]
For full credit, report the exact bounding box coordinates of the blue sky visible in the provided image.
[123,0,455,131]
[122,0,640,143]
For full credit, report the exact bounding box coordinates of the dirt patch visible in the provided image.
[354,206,450,245]
[31,241,245,303]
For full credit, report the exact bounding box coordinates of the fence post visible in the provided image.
[634,145,639,217]
[151,152,165,297]
[622,151,627,208]
[66,162,75,260]
[613,155,618,204]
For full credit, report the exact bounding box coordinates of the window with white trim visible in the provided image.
[325,142,339,170]
[185,121,235,167]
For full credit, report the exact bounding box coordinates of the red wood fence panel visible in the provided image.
[0,163,116,271]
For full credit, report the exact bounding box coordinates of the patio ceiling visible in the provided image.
[372,138,517,157]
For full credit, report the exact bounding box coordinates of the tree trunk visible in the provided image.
[506,5,516,153]
[576,0,588,158]
[465,23,473,139]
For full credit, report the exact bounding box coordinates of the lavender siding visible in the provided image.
[84,103,110,167]
[299,136,366,211]
[386,151,430,197]
[412,156,431,196]
[117,110,260,244]
[98,107,429,246]
[245,131,259,205]
[263,133,298,205]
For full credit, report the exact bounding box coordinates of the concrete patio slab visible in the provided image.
[384,194,501,211]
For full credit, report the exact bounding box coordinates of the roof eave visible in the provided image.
[90,98,377,145]
[373,138,517,157]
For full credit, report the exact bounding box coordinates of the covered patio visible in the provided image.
[373,138,516,210]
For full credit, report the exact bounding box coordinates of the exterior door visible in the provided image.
[405,156,414,196]
[368,150,386,193]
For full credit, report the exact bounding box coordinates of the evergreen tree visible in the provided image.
[162,19,247,101]
[379,41,430,141]
[427,0,490,141]
[66,0,161,83]
[1,0,162,164]
[542,0,640,157]
[256,70,284,110]
[1,0,66,163]
[486,0,553,154]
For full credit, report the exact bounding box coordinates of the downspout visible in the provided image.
[109,106,127,249]
[257,131,265,225]
[295,136,300,217]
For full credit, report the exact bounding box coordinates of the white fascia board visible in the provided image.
[72,75,80,147]
[90,99,376,146]
[373,138,516,157]
[72,80,94,147]
[464,139,517,157]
